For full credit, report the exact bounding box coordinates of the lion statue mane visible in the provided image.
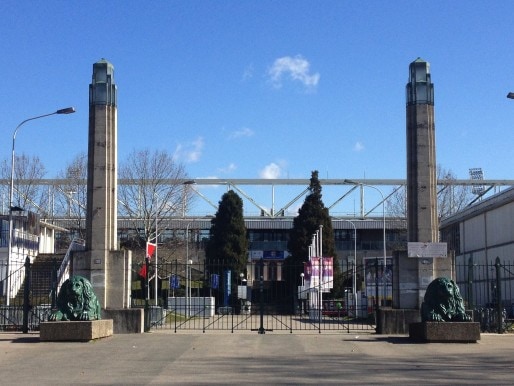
[421,277,471,322]
[49,275,101,321]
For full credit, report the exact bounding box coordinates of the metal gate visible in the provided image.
[1,257,55,332]
[456,257,514,333]
[132,259,378,333]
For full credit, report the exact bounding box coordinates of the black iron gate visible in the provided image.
[131,259,378,333]
[456,256,514,333]
[0,257,55,332]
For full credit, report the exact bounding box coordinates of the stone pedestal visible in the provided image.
[40,320,113,342]
[103,308,144,334]
[377,308,421,334]
[409,322,480,343]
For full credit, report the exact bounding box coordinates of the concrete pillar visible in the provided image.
[400,58,451,308]
[74,59,131,309]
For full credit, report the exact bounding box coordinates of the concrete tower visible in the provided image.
[406,58,438,243]
[400,58,451,309]
[86,59,118,252]
[74,59,131,309]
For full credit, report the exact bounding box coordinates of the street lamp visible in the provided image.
[344,180,387,307]
[333,218,357,317]
[6,107,75,306]
[507,92,514,99]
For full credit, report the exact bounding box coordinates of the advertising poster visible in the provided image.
[304,257,333,291]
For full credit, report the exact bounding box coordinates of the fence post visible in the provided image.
[374,258,379,324]
[51,258,57,309]
[258,258,265,334]
[22,256,31,334]
[467,255,474,310]
[495,257,503,334]
[144,257,150,332]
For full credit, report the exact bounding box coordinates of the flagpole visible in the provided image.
[154,194,159,306]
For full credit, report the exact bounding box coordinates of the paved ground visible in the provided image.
[1,331,514,385]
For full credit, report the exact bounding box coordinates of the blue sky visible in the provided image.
[1,1,513,215]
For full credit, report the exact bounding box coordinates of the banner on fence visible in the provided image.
[169,274,180,289]
[304,257,333,291]
[211,274,219,289]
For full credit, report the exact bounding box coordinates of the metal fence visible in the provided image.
[0,257,56,332]
[8,255,511,334]
[456,257,514,333]
[131,259,379,333]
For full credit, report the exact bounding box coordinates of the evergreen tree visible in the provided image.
[286,171,342,297]
[205,190,248,276]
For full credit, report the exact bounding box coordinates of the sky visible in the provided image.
[1,1,513,216]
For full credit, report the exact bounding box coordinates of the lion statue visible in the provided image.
[421,277,471,322]
[48,275,101,321]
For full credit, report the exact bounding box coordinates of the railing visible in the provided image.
[456,257,514,333]
[56,238,85,293]
[1,257,56,332]
[1,260,26,306]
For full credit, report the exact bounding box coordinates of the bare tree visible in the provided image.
[52,152,88,238]
[386,165,473,220]
[437,168,472,220]
[0,153,48,214]
[118,149,193,250]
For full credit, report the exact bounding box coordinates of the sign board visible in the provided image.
[407,242,447,258]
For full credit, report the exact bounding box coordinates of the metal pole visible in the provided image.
[319,225,323,330]
[344,180,386,307]
[186,260,189,318]
[144,256,150,332]
[6,107,75,306]
[22,256,31,334]
[495,257,503,334]
[258,258,265,334]
[333,218,358,317]
[154,194,159,306]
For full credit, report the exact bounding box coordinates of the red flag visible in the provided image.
[146,242,156,260]
[138,263,147,278]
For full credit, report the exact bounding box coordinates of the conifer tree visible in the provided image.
[287,171,342,297]
[205,190,248,276]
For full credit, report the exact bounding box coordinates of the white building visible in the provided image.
[440,187,514,309]
[1,212,67,299]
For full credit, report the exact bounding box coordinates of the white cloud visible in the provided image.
[259,162,282,179]
[268,55,320,89]
[353,141,365,152]
[228,127,254,139]
[218,163,237,173]
[174,136,204,163]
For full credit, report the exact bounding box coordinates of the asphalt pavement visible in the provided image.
[1,331,513,385]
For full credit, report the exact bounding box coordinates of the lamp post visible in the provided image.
[344,180,387,307]
[6,107,75,306]
[333,218,357,317]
